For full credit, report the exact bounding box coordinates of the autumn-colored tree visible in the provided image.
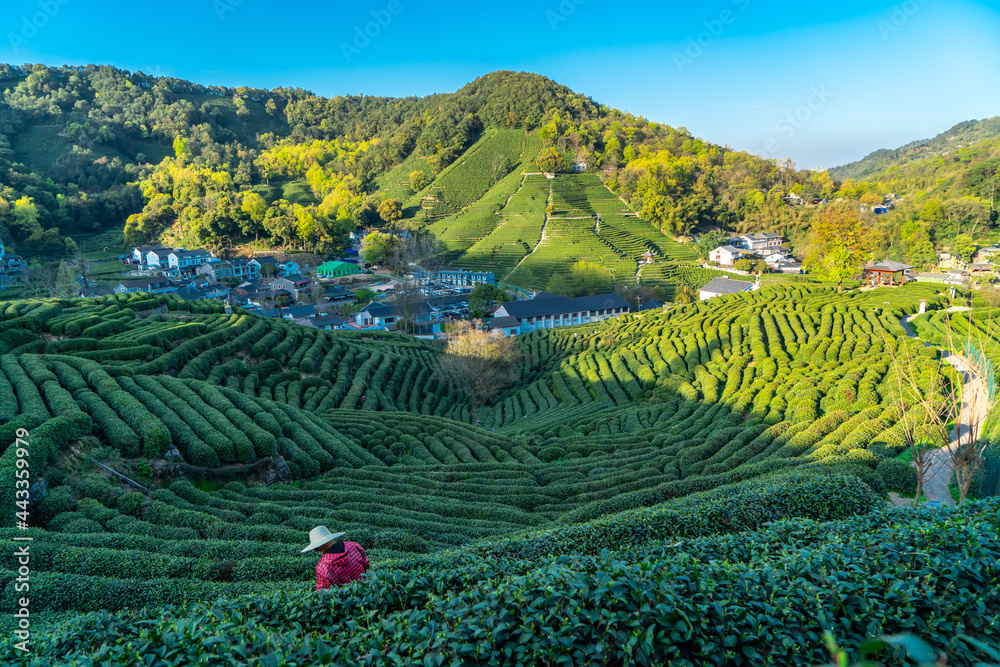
[409,171,428,193]
[805,203,875,293]
[536,147,566,173]
[377,198,403,225]
[433,320,521,410]
[859,192,883,207]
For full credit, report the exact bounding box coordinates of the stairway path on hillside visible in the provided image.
[897,314,991,506]
[511,181,553,274]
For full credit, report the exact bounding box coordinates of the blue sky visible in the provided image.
[3,0,999,169]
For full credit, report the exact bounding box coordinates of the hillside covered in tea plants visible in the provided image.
[1,282,1000,664]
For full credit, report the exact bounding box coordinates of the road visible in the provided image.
[898,312,991,505]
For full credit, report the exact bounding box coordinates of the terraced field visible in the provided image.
[420,128,540,223]
[453,174,549,275]
[446,172,706,291]
[505,216,637,290]
[374,153,436,202]
[638,263,736,299]
[3,283,997,664]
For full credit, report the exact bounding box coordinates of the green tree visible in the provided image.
[469,284,511,318]
[377,199,403,225]
[361,231,399,265]
[11,197,41,240]
[491,154,513,183]
[354,287,377,304]
[805,204,875,293]
[953,233,976,263]
[536,147,566,173]
[173,135,190,161]
[908,238,937,267]
[260,263,279,278]
[674,285,696,304]
[409,171,428,193]
[695,230,727,260]
[241,192,268,237]
[64,237,78,257]
[53,261,78,298]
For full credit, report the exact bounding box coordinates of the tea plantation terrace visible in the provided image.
[2,282,998,663]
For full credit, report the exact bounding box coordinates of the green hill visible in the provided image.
[1,63,834,296]
[830,116,1000,181]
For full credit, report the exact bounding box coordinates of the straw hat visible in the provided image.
[301,526,345,553]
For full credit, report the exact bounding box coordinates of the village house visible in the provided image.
[168,249,213,273]
[492,292,631,334]
[80,286,114,298]
[229,258,259,282]
[636,299,666,312]
[272,274,313,300]
[306,315,345,331]
[316,261,361,279]
[323,285,354,302]
[132,246,171,265]
[260,304,316,320]
[254,256,300,277]
[488,316,523,337]
[346,301,443,335]
[973,246,1000,263]
[145,248,175,269]
[430,268,496,287]
[699,277,757,301]
[173,284,210,301]
[114,278,179,295]
[196,260,234,281]
[709,245,744,266]
[0,241,27,287]
[739,233,783,252]
[913,272,966,287]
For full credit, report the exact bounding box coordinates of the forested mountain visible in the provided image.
[839,130,1000,267]
[0,64,830,262]
[4,62,996,289]
[830,116,1000,181]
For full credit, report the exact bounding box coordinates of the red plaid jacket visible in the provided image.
[316,541,369,590]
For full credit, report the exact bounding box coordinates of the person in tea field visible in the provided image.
[301,526,370,590]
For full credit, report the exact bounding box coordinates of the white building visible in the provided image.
[709,245,744,266]
[492,292,631,334]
